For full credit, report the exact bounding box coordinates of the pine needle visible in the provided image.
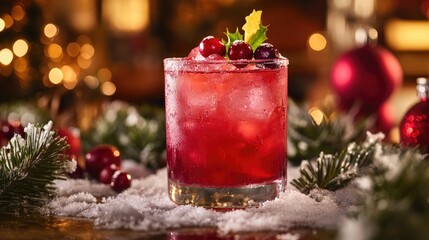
[291,132,383,194]
[0,121,69,216]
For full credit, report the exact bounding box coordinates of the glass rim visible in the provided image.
[164,57,289,65]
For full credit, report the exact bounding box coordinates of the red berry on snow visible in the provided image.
[111,171,132,192]
[85,145,121,179]
[99,164,121,184]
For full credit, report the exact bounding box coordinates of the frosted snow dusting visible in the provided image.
[48,166,353,233]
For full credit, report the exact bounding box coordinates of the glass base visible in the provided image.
[168,179,285,209]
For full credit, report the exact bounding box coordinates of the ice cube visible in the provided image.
[181,77,218,116]
[223,82,276,121]
[186,47,205,60]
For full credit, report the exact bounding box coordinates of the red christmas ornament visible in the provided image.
[330,44,403,114]
[57,128,82,158]
[0,120,24,146]
[85,145,121,179]
[369,102,395,136]
[400,78,429,152]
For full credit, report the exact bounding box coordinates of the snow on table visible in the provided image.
[48,165,355,234]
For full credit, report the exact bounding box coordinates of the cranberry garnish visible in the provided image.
[254,43,279,59]
[111,171,132,192]
[228,40,253,60]
[85,145,121,179]
[199,36,226,58]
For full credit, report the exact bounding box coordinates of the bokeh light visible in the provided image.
[44,23,58,38]
[97,68,112,82]
[0,48,14,65]
[308,107,325,125]
[61,65,77,83]
[47,43,63,60]
[13,58,28,72]
[84,75,99,89]
[80,43,95,59]
[11,5,25,21]
[13,39,29,57]
[101,81,116,96]
[48,68,63,84]
[77,55,91,69]
[2,14,14,28]
[0,19,5,32]
[67,42,80,57]
[308,33,327,51]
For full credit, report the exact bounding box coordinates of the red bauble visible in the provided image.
[99,164,121,184]
[111,171,132,192]
[57,128,82,158]
[373,102,395,136]
[85,145,121,179]
[0,120,24,146]
[399,98,429,152]
[330,45,402,114]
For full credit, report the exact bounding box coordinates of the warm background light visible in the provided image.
[11,5,25,21]
[0,48,13,65]
[97,68,112,82]
[0,19,5,32]
[47,43,63,60]
[13,39,29,57]
[385,19,429,51]
[44,23,58,38]
[66,42,80,57]
[80,43,94,59]
[101,81,116,96]
[48,67,63,84]
[2,14,13,28]
[308,33,327,51]
[102,0,150,32]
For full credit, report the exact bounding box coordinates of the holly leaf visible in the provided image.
[247,23,268,52]
[222,28,243,57]
[242,10,268,51]
[242,10,263,43]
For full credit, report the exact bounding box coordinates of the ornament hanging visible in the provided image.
[330,42,403,115]
[399,77,429,153]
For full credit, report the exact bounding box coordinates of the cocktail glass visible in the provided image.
[164,58,288,208]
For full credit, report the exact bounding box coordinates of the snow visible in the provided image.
[48,165,356,234]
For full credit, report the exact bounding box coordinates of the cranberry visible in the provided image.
[111,171,132,192]
[199,36,226,58]
[85,145,121,179]
[228,40,253,60]
[254,43,279,59]
[99,164,121,184]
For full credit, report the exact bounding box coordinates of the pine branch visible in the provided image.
[291,132,383,194]
[353,147,429,240]
[287,99,366,165]
[0,121,69,216]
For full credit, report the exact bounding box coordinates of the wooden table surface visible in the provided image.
[0,214,336,240]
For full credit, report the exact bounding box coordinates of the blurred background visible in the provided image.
[0,0,429,138]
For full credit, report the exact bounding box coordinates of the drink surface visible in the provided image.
[164,59,288,187]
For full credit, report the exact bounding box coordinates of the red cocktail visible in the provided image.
[164,58,288,208]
